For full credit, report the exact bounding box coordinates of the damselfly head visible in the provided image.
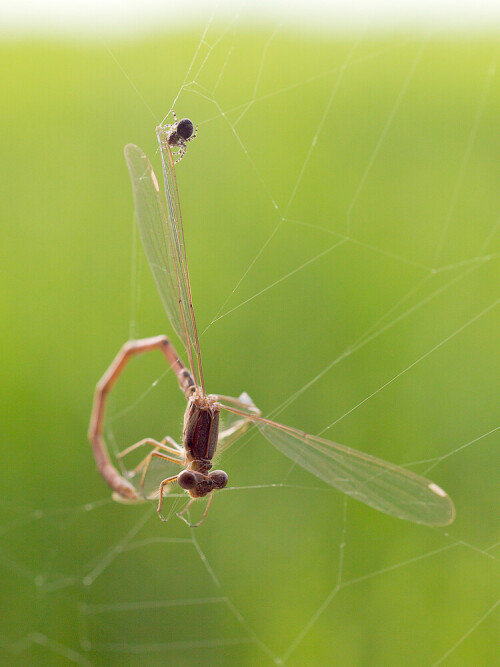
[177,468,228,498]
[177,118,194,140]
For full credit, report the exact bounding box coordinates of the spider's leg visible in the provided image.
[174,144,187,164]
[186,125,198,142]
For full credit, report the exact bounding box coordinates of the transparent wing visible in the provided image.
[215,393,260,455]
[157,127,205,393]
[219,406,455,526]
[124,145,184,345]
[124,141,204,393]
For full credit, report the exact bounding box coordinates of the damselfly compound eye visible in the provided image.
[177,118,194,140]
[209,470,228,489]
[177,470,198,490]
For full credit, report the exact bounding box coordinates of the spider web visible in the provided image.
[1,8,500,667]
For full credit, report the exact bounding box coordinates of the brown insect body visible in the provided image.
[181,393,225,499]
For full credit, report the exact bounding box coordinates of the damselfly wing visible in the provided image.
[124,129,204,394]
[219,405,455,526]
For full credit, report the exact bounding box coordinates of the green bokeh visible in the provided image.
[1,29,499,667]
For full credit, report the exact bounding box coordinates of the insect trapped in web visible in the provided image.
[88,112,456,528]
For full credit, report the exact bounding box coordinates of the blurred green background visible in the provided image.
[1,26,499,667]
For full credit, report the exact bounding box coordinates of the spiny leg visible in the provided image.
[186,125,198,141]
[176,492,214,528]
[139,451,184,498]
[173,144,187,163]
[158,475,180,520]
[118,436,182,460]
[128,444,183,478]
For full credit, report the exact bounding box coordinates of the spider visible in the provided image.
[161,111,198,163]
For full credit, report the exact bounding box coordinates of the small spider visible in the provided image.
[159,111,198,163]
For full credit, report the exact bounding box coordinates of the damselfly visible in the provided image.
[89,117,455,527]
